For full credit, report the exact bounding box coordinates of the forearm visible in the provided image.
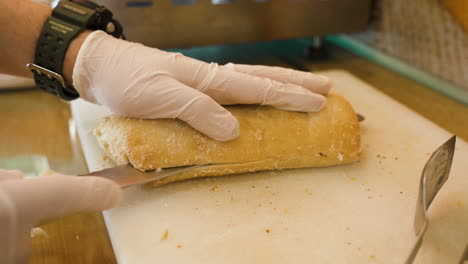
[0,0,87,84]
[0,0,50,77]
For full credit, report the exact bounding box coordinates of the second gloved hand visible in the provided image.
[73,31,331,141]
[0,169,121,264]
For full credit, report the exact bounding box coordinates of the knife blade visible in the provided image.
[81,164,203,188]
[458,244,468,264]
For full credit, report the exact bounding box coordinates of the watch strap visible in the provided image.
[32,16,83,100]
[28,0,124,100]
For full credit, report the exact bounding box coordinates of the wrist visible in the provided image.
[63,30,92,86]
[26,1,124,101]
[70,30,115,104]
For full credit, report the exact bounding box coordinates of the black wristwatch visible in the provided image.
[27,0,125,101]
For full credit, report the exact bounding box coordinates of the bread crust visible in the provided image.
[95,92,361,187]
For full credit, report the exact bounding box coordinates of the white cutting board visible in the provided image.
[71,70,468,264]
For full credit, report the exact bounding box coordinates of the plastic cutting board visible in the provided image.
[71,70,468,264]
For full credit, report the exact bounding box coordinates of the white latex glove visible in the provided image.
[0,169,121,264]
[73,31,331,142]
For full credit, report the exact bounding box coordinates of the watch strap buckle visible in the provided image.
[27,63,66,88]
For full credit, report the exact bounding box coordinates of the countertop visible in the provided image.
[0,43,466,264]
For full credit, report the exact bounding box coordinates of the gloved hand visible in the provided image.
[73,31,331,142]
[0,169,121,264]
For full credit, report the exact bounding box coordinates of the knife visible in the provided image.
[81,164,203,188]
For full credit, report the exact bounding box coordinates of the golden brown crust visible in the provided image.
[95,92,361,187]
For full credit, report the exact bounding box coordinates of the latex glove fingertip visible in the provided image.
[214,115,240,142]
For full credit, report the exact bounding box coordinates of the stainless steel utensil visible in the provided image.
[357,113,365,122]
[458,245,468,264]
[81,164,203,188]
[404,135,456,264]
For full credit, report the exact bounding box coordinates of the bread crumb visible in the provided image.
[252,185,256,188]
[177,245,182,248]
[337,152,344,161]
[351,177,357,181]
[376,154,381,158]
[211,185,218,191]
[370,255,376,261]
[161,229,169,241]
[265,229,270,233]
[368,196,373,199]
[394,157,399,160]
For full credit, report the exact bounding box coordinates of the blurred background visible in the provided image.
[3,0,467,103]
